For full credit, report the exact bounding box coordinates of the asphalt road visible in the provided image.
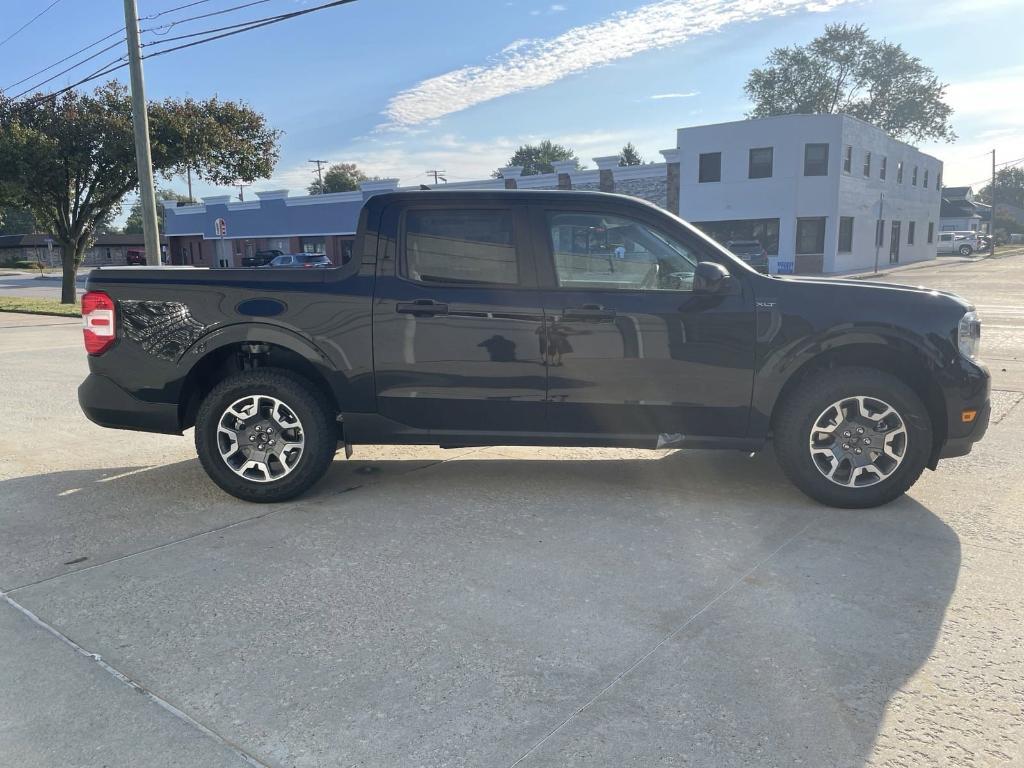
[1,254,1022,768]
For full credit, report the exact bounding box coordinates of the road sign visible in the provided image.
[214,217,227,237]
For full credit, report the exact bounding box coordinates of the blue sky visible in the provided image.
[3,0,1022,214]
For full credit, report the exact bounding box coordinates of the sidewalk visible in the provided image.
[838,246,1024,280]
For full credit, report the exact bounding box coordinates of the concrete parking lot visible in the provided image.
[1,255,1022,767]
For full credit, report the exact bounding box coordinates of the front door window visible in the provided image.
[547,212,697,292]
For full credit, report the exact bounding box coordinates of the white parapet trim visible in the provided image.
[285,190,364,207]
[614,162,668,181]
[516,172,560,189]
[360,178,401,193]
[498,166,524,179]
[254,189,290,200]
[593,155,621,171]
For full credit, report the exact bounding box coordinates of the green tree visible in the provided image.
[0,82,280,303]
[977,166,1024,211]
[0,206,36,235]
[308,162,372,194]
[497,140,581,176]
[744,24,955,143]
[618,142,644,166]
[123,189,191,234]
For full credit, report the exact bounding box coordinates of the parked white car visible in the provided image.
[937,231,978,256]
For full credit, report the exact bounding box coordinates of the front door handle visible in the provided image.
[563,304,616,322]
[396,299,449,316]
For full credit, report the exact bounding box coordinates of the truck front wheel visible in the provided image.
[195,368,338,503]
[773,367,932,508]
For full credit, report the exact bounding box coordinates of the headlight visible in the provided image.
[958,310,981,360]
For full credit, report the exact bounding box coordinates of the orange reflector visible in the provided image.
[962,409,978,423]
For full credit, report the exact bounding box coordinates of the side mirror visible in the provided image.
[692,261,732,294]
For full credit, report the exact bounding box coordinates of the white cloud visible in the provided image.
[382,0,854,128]
[550,4,567,10]
[650,91,700,100]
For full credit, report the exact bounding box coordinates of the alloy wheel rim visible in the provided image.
[216,395,305,483]
[808,395,908,488]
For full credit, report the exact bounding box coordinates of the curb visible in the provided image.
[843,255,990,281]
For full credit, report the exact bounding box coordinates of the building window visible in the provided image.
[927,222,934,243]
[691,218,780,255]
[923,169,929,189]
[908,221,916,245]
[880,156,887,180]
[936,171,942,191]
[698,152,721,183]
[405,209,518,286]
[300,236,326,254]
[896,160,904,183]
[804,143,829,176]
[796,217,826,254]
[876,220,886,247]
[912,166,918,186]
[748,147,773,179]
[863,151,872,177]
[843,145,853,173]
[838,217,854,253]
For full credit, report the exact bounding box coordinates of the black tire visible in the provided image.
[959,245,973,256]
[773,367,932,508]
[195,368,337,503]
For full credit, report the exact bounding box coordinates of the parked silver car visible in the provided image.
[936,231,978,256]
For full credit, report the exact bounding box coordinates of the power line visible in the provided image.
[8,0,358,108]
[3,26,124,92]
[9,39,127,101]
[139,0,355,49]
[140,0,358,57]
[141,0,276,35]
[142,0,218,20]
[0,0,68,50]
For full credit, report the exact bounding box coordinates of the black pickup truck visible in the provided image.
[78,190,989,508]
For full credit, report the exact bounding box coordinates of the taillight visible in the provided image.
[82,290,116,355]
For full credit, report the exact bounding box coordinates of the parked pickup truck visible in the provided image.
[78,190,990,508]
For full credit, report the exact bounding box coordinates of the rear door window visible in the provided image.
[403,209,519,286]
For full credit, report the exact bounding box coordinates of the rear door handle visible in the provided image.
[563,304,616,322]
[396,299,449,316]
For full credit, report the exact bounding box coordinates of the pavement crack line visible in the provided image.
[506,519,815,768]
[0,591,272,768]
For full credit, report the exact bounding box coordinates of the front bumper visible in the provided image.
[78,373,181,435]
[935,358,990,462]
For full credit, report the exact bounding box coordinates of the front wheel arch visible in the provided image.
[768,343,947,466]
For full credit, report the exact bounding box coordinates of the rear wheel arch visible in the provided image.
[769,343,947,460]
[176,329,342,432]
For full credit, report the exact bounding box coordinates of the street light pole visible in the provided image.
[123,0,161,266]
[991,149,997,258]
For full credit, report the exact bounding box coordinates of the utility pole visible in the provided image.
[990,149,997,258]
[123,0,161,266]
[426,169,447,184]
[236,182,251,202]
[309,159,328,192]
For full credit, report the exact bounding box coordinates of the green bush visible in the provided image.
[13,260,37,268]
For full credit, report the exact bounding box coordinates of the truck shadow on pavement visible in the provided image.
[1,449,960,767]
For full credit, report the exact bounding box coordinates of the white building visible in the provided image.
[677,114,943,274]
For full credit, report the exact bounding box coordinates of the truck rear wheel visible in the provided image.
[773,367,932,508]
[195,368,337,503]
